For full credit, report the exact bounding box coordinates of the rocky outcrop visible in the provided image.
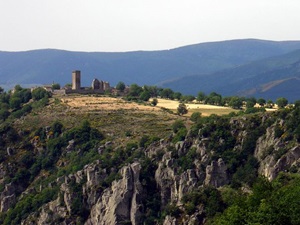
[155,151,178,206]
[36,197,68,225]
[155,150,206,206]
[163,210,205,225]
[163,215,178,225]
[22,162,144,225]
[86,162,143,225]
[1,182,17,212]
[255,126,278,161]
[255,125,300,181]
[204,158,228,187]
[259,145,300,181]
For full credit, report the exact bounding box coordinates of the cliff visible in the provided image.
[1,106,300,224]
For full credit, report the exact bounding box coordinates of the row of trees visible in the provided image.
[196,92,292,109]
[114,82,296,115]
[115,82,188,102]
[115,81,295,109]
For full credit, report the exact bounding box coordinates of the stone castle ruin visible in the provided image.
[66,70,110,94]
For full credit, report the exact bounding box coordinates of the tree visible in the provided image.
[116,81,126,92]
[151,98,158,106]
[205,92,222,105]
[246,97,256,108]
[197,92,206,102]
[128,84,143,96]
[0,86,4,94]
[32,87,51,101]
[228,96,243,109]
[52,83,61,90]
[14,84,23,92]
[276,97,288,109]
[177,103,188,115]
[139,91,151,101]
[257,98,266,107]
[182,95,195,102]
[160,88,174,99]
[173,92,182,100]
[144,85,159,97]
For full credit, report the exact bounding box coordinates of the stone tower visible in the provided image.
[72,70,81,90]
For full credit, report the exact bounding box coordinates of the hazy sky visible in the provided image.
[1,0,300,52]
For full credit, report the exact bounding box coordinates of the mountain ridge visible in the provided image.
[162,48,300,101]
[2,39,300,100]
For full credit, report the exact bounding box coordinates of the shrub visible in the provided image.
[151,98,158,106]
[190,112,201,122]
[172,120,186,133]
[139,135,150,148]
[177,103,188,115]
[0,109,9,121]
[172,127,187,143]
[9,97,22,110]
[274,125,284,138]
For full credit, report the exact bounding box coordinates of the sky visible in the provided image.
[1,0,300,52]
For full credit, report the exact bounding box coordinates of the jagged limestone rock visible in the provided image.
[36,197,68,225]
[163,215,178,225]
[259,145,300,181]
[204,158,228,187]
[255,126,278,161]
[0,182,17,212]
[155,151,204,206]
[155,151,178,206]
[85,162,143,225]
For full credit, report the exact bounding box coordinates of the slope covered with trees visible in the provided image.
[1,85,300,224]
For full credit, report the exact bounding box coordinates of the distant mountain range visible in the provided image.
[161,48,300,101]
[1,39,300,101]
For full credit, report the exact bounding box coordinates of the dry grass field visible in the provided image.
[60,95,238,116]
[15,95,241,148]
[155,98,238,116]
[60,96,161,112]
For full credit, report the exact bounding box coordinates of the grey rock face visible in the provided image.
[155,150,205,207]
[204,158,228,187]
[85,162,143,225]
[255,125,300,181]
[163,215,178,225]
[1,182,17,212]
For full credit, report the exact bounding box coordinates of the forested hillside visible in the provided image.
[1,86,300,224]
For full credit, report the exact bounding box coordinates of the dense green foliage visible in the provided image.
[211,174,300,225]
[0,85,52,122]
